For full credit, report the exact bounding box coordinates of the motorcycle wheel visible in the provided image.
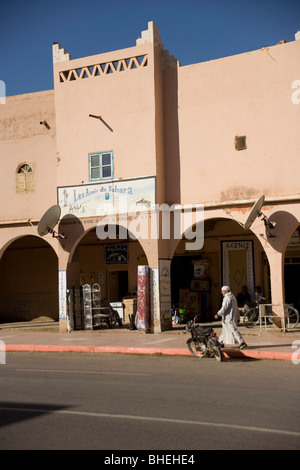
[187,337,207,359]
[208,338,223,362]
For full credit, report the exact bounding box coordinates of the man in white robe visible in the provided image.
[214,286,247,350]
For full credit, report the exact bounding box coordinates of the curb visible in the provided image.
[5,344,292,361]
[223,349,292,361]
[5,344,191,356]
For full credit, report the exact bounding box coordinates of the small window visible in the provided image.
[235,135,247,151]
[89,151,114,181]
[16,164,34,192]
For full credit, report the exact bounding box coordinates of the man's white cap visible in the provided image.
[221,286,231,291]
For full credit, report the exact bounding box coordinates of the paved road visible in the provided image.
[0,353,299,450]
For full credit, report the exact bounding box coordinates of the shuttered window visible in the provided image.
[16,164,34,192]
[89,151,114,181]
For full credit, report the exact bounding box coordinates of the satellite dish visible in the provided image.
[37,205,65,238]
[244,195,265,230]
[244,195,276,235]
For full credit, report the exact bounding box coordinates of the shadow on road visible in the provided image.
[0,402,70,429]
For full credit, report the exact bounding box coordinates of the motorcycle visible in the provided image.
[186,314,224,362]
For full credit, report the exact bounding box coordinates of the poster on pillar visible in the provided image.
[136,265,150,331]
[59,270,67,320]
[221,241,254,297]
[150,268,160,332]
[159,259,172,328]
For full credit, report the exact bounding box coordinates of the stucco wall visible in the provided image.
[53,44,160,189]
[169,40,300,204]
[0,90,57,221]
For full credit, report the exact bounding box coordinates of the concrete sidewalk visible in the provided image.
[0,321,300,361]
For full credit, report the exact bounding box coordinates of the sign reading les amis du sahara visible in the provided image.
[57,176,156,218]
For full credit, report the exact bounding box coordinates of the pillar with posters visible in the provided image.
[159,259,172,331]
[136,265,150,331]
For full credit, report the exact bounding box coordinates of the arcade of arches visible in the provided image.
[0,219,299,329]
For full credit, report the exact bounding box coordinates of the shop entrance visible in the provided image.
[108,270,128,302]
[171,253,218,322]
[68,226,147,306]
[0,235,58,323]
[171,218,268,323]
[284,226,300,312]
[285,263,300,312]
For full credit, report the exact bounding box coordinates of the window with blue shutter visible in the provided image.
[89,151,114,181]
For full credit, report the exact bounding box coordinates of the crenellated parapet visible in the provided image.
[53,21,178,83]
[52,42,71,64]
[136,21,179,69]
[136,21,163,48]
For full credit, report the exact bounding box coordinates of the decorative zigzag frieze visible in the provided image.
[59,55,148,83]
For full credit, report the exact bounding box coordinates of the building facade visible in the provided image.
[1,22,300,332]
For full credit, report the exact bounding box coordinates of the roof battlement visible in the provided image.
[53,21,179,85]
[136,21,179,69]
[52,42,71,64]
[136,21,163,48]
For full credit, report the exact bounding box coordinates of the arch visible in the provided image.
[66,222,149,303]
[0,235,58,323]
[282,220,300,255]
[0,233,59,260]
[170,212,270,321]
[17,163,33,173]
[66,220,152,268]
[284,223,300,312]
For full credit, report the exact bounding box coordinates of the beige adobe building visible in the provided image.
[0,22,300,332]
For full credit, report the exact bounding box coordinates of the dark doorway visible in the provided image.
[284,263,300,312]
[108,270,128,302]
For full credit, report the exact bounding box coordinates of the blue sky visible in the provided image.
[1,0,300,96]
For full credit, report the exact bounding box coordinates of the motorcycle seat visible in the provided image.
[197,327,214,336]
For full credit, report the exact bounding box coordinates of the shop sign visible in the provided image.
[221,240,254,295]
[105,245,128,265]
[57,176,156,218]
[288,230,300,247]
